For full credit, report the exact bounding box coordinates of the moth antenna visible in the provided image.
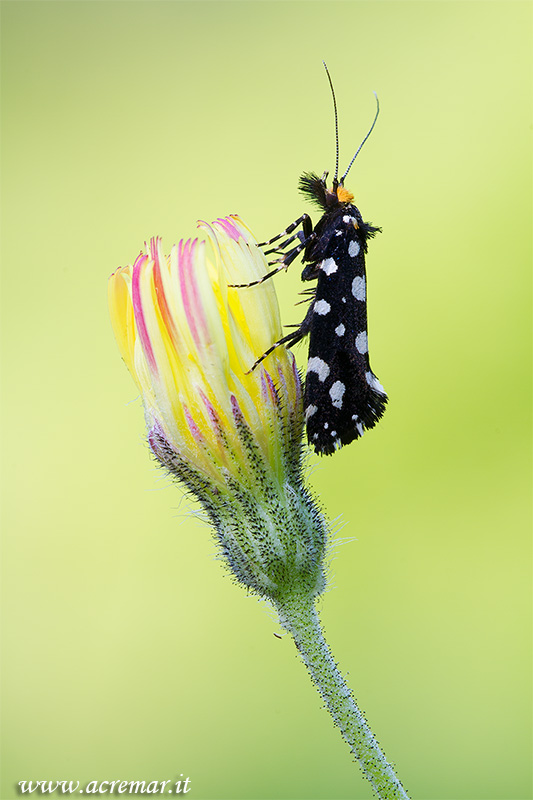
[322,61,339,185]
[340,92,380,184]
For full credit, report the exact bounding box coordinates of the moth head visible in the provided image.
[299,171,354,210]
[336,184,354,204]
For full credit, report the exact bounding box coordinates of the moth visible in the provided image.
[234,64,387,455]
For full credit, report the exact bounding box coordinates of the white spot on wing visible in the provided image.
[365,370,386,395]
[356,422,364,437]
[355,331,368,353]
[307,357,330,382]
[305,404,317,422]
[348,239,360,258]
[335,323,345,337]
[321,257,338,275]
[314,299,331,315]
[343,215,353,223]
[352,276,366,301]
[335,230,343,237]
[329,380,345,409]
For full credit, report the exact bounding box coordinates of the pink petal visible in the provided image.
[132,252,158,374]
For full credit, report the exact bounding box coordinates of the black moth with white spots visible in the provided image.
[297,176,386,454]
[264,174,386,455]
[233,68,387,455]
[238,171,387,456]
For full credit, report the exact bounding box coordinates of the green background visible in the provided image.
[1,2,531,798]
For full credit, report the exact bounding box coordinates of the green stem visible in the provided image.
[274,593,410,800]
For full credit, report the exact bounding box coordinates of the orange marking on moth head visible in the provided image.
[337,186,354,203]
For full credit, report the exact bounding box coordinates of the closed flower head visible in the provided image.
[109,216,327,601]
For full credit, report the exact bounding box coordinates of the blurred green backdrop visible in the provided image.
[1,2,531,799]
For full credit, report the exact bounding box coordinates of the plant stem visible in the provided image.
[274,593,410,800]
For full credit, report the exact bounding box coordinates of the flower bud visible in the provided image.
[109,216,327,600]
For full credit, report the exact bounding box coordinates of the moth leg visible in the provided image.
[247,300,315,372]
[294,287,317,306]
[268,234,316,268]
[229,231,317,288]
[229,216,313,288]
[257,214,313,248]
[263,230,303,255]
[229,262,289,289]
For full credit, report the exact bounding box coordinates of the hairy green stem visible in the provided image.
[274,593,410,800]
